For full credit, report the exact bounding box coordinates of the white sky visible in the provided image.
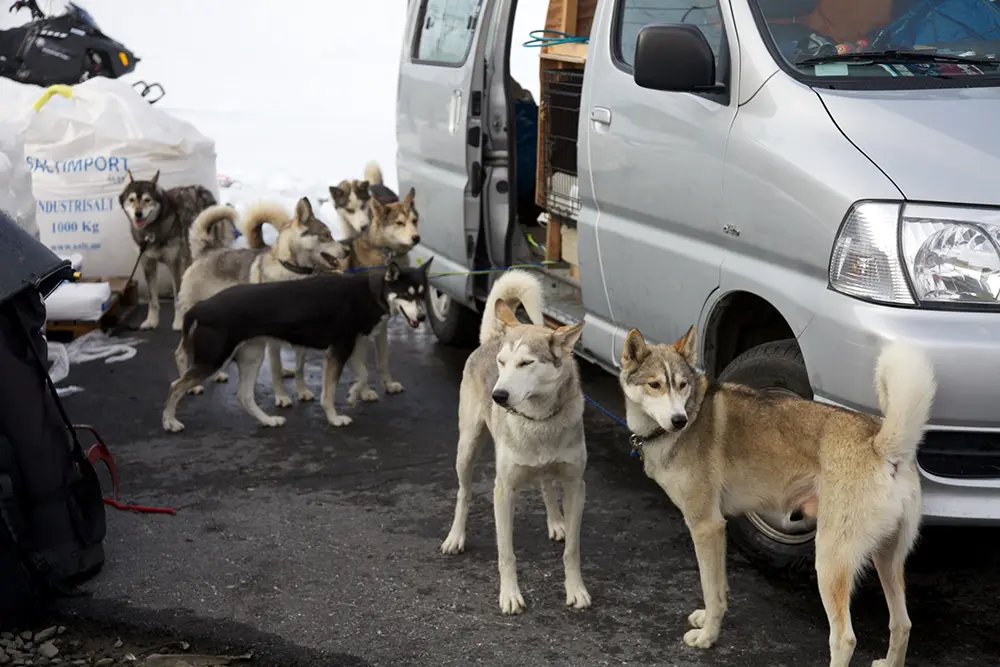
[3,0,547,193]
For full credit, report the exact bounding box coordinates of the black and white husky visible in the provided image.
[161,259,433,433]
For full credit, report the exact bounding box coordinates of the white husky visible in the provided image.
[440,269,591,615]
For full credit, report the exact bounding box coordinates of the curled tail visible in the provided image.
[240,201,292,250]
[364,160,383,186]
[189,205,238,259]
[873,342,937,464]
[479,269,544,344]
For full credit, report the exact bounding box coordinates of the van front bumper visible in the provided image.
[798,289,1000,525]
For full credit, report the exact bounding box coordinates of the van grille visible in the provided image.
[918,431,1000,479]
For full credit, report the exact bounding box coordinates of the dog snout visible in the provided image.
[491,389,509,406]
[671,415,688,430]
[416,313,426,323]
[411,234,421,245]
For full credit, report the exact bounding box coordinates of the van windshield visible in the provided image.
[753,0,1000,80]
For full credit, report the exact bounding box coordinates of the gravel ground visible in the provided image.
[1,623,251,667]
[37,304,1000,666]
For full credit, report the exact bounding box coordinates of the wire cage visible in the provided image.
[539,65,584,222]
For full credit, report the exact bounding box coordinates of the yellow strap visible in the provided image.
[31,85,73,112]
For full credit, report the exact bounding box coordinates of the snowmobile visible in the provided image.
[0,0,161,100]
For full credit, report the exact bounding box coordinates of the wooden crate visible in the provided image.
[45,276,139,341]
[539,0,596,65]
[533,0,594,282]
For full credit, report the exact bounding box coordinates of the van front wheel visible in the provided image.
[717,339,816,578]
[426,286,480,347]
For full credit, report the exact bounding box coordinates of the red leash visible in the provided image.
[74,425,177,516]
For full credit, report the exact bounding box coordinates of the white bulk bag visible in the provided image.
[0,119,38,239]
[16,78,219,295]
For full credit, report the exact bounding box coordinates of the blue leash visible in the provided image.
[584,394,643,461]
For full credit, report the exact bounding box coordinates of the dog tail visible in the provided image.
[364,160,383,186]
[479,269,545,344]
[240,200,292,250]
[872,342,936,465]
[189,205,237,259]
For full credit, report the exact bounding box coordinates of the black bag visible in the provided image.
[0,210,107,629]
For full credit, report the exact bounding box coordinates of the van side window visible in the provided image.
[412,0,484,65]
[614,1,726,76]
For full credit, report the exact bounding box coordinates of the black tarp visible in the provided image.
[0,208,72,306]
[0,208,105,628]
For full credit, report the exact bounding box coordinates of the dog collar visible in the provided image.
[503,404,562,422]
[279,260,315,276]
[628,428,666,462]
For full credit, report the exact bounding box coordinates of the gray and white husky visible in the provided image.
[440,269,591,615]
[117,170,218,331]
[175,197,351,399]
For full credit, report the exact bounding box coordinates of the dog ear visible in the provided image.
[126,169,134,184]
[402,187,415,207]
[385,261,401,282]
[358,180,370,197]
[494,299,520,329]
[295,197,313,221]
[673,325,697,366]
[622,329,649,370]
[150,170,160,186]
[369,196,385,217]
[420,256,434,274]
[329,185,346,205]
[551,320,584,358]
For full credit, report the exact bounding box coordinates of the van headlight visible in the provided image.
[829,201,1000,307]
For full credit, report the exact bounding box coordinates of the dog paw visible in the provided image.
[440,532,466,555]
[260,415,286,428]
[139,318,158,330]
[547,519,566,542]
[274,394,293,408]
[162,417,185,433]
[297,388,316,402]
[187,385,205,396]
[564,580,592,610]
[688,609,706,629]
[384,381,404,394]
[327,414,353,427]
[872,660,889,667]
[683,628,717,650]
[214,372,229,383]
[360,388,379,402]
[281,367,296,378]
[499,585,526,615]
[171,319,183,332]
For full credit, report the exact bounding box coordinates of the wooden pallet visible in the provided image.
[45,276,139,341]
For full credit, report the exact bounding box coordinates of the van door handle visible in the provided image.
[590,106,612,125]
[448,89,462,135]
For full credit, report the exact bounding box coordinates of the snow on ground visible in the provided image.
[3,0,547,240]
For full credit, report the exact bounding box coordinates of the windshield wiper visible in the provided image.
[797,49,1000,67]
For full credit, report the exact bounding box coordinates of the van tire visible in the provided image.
[426,287,480,347]
[717,339,816,578]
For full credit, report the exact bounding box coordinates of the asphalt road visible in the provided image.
[55,305,1000,667]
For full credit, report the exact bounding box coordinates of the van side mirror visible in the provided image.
[633,24,719,93]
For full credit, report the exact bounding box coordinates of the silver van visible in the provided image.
[396,0,1000,574]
